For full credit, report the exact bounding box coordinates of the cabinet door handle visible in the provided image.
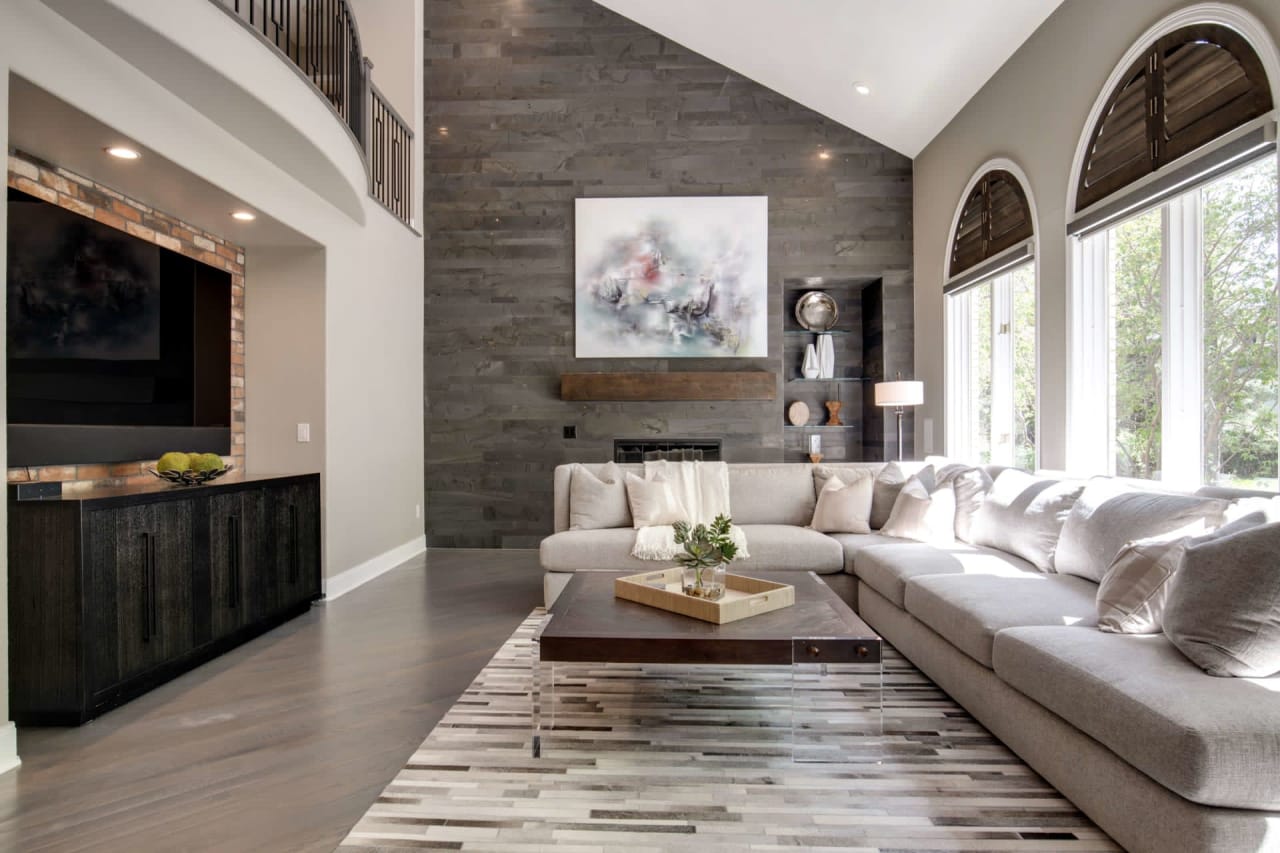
[149,533,158,638]
[289,504,299,583]
[141,532,151,643]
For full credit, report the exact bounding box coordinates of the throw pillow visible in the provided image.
[871,462,934,530]
[625,472,687,528]
[1164,521,1280,677]
[1055,479,1228,582]
[809,472,875,534]
[812,464,877,500]
[968,469,1085,572]
[1097,514,1267,634]
[568,463,632,530]
[1226,495,1280,524]
[880,477,956,546]
[942,466,993,543]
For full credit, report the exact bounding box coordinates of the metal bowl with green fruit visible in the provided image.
[148,452,234,486]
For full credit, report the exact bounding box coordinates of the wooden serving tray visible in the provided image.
[614,568,795,624]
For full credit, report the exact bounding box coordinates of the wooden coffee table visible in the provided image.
[531,570,882,759]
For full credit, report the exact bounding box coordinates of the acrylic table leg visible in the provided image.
[531,614,552,758]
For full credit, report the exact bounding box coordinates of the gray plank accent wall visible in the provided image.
[424,0,914,547]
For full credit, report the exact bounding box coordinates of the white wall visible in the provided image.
[0,0,425,764]
[244,247,327,477]
[913,0,1280,469]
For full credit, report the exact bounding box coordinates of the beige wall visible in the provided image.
[244,247,326,481]
[913,0,1280,469]
[347,0,417,123]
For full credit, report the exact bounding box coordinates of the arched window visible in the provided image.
[1068,10,1279,489]
[950,170,1034,279]
[1076,24,1272,213]
[945,166,1037,468]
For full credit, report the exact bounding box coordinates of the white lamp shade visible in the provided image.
[874,380,923,407]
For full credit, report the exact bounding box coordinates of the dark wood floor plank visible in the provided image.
[0,548,543,853]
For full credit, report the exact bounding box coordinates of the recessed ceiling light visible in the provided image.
[231,210,256,221]
[105,146,140,160]
[853,82,872,96]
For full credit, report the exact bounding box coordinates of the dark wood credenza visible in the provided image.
[8,473,321,725]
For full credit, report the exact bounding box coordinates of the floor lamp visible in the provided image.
[874,380,924,461]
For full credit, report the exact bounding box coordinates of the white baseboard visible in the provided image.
[322,535,427,602]
[0,722,20,776]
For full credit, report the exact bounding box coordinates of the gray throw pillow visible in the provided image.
[968,469,1085,572]
[1164,521,1280,678]
[870,462,934,530]
[568,463,631,529]
[1055,479,1228,582]
[1097,514,1267,634]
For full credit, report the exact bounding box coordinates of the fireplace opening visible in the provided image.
[613,438,723,463]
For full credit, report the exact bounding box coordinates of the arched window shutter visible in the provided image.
[948,170,1033,280]
[1077,24,1273,213]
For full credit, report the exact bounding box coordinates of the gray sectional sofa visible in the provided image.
[539,461,1280,853]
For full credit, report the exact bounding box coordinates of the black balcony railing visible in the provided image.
[214,0,414,226]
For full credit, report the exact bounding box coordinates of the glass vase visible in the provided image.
[682,562,728,600]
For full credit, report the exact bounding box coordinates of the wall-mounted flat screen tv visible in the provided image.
[6,187,232,467]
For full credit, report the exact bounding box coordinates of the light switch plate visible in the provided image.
[297,423,311,443]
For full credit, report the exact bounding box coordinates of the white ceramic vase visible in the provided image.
[816,334,835,379]
[801,344,820,379]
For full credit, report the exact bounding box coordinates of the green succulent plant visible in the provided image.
[672,514,737,590]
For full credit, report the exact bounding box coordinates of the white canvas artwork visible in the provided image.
[574,196,768,358]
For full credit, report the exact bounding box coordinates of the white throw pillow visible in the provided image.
[1226,495,1280,524]
[1096,536,1189,634]
[625,472,687,528]
[949,467,993,543]
[809,472,874,534]
[1055,479,1227,582]
[568,463,632,530]
[881,477,956,546]
[968,469,1085,572]
[812,464,877,500]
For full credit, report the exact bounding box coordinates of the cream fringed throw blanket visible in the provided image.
[630,460,750,560]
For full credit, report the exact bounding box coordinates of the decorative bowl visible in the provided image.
[147,465,234,486]
[795,291,838,331]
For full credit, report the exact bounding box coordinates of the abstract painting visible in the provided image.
[574,196,768,358]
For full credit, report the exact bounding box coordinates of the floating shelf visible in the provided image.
[784,425,857,430]
[561,371,776,402]
[783,329,852,336]
[787,377,870,383]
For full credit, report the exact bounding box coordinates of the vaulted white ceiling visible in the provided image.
[594,0,1065,158]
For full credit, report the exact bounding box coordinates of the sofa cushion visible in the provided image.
[854,542,1038,609]
[903,573,1099,668]
[1054,479,1227,582]
[993,626,1280,809]
[540,524,843,574]
[729,465,817,526]
[828,533,913,574]
[872,461,928,530]
[968,470,1085,571]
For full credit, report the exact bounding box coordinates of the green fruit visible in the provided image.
[156,452,191,473]
[191,453,225,473]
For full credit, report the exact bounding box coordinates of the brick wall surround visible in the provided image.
[424,0,915,547]
[5,150,246,491]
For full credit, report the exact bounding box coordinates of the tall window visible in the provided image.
[947,264,1037,467]
[1089,155,1279,487]
[945,166,1037,468]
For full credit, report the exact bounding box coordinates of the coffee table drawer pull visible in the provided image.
[806,644,821,658]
